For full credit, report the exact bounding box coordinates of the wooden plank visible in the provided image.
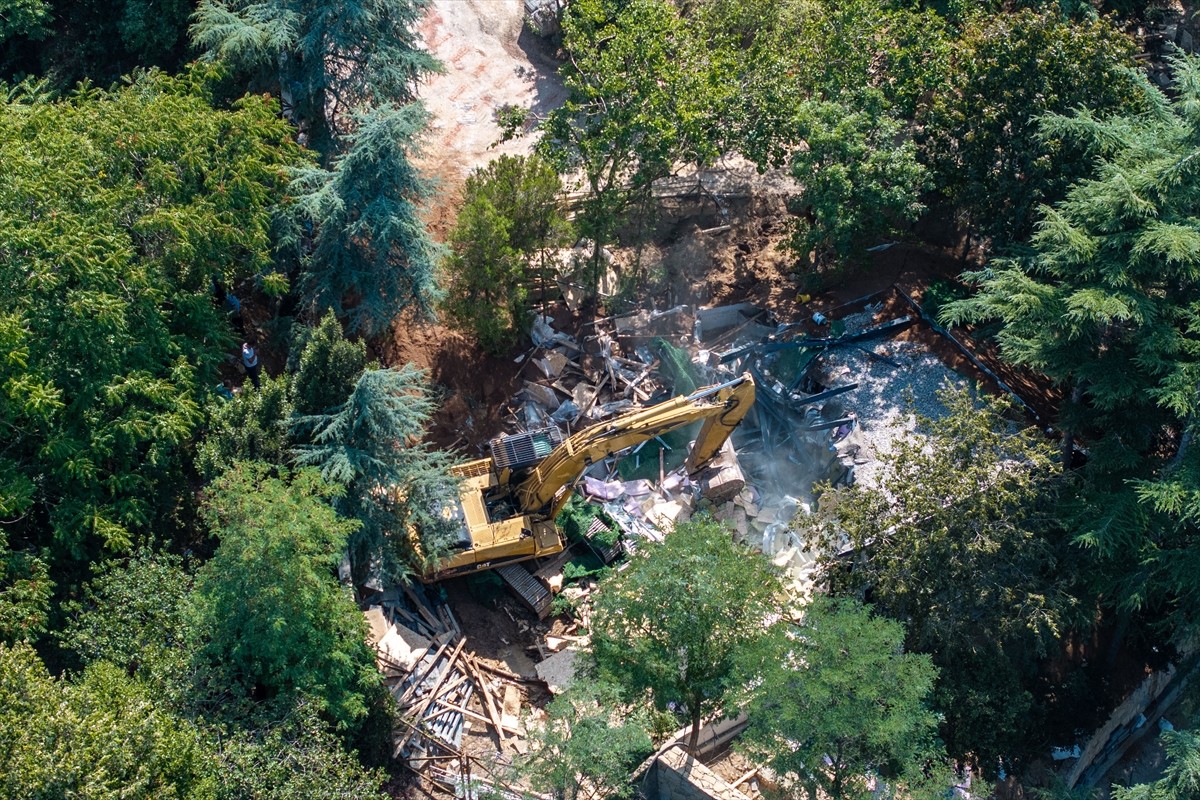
[434,672,470,700]
[463,653,507,747]
[623,360,659,400]
[402,583,444,633]
[394,638,466,756]
[393,641,449,708]
[731,769,758,788]
[473,658,545,685]
[437,702,522,735]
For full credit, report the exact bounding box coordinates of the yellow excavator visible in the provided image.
[419,373,756,581]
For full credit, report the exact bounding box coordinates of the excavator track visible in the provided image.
[495,563,552,617]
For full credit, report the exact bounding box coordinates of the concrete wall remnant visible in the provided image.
[640,745,752,800]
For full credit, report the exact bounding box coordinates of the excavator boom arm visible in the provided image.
[515,374,755,512]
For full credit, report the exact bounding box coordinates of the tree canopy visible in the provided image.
[919,8,1141,240]
[801,389,1074,765]
[293,365,458,582]
[443,154,569,353]
[590,516,781,751]
[0,67,303,567]
[521,680,654,800]
[195,463,380,732]
[286,103,443,334]
[738,597,948,800]
[191,0,437,150]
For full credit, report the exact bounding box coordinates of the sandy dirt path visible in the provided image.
[415,0,566,186]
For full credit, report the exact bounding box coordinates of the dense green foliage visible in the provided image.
[0,0,192,87]
[920,9,1141,239]
[291,311,370,415]
[443,154,569,352]
[293,365,458,582]
[1112,729,1200,800]
[191,0,437,150]
[195,463,379,732]
[287,103,443,334]
[5,0,1198,793]
[944,57,1200,642]
[0,531,50,645]
[787,94,928,266]
[738,597,947,800]
[802,390,1074,765]
[197,374,295,478]
[590,516,781,750]
[0,0,49,45]
[0,68,302,565]
[60,550,194,691]
[944,61,1200,470]
[522,680,654,800]
[0,642,214,799]
[540,0,700,280]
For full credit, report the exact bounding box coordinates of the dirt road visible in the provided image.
[415,0,566,186]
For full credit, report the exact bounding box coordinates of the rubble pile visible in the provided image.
[494,287,973,602]
[364,584,533,768]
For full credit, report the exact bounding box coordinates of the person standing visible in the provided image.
[241,342,261,389]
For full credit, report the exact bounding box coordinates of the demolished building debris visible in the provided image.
[381,284,1031,782]
[365,583,538,770]
[469,285,982,608]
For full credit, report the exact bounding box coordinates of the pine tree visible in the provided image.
[286,103,443,335]
[943,54,1200,649]
[292,365,457,582]
[191,0,437,150]
[290,311,369,415]
[943,58,1200,470]
[1112,729,1200,800]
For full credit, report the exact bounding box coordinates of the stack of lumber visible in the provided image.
[364,583,532,767]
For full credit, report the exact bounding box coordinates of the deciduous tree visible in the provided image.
[737,597,949,800]
[0,531,49,645]
[60,550,195,693]
[443,154,569,352]
[919,8,1141,240]
[787,93,928,268]
[0,642,213,800]
[590,516,781,752]
[197,374,295,479]
[212,702,388,800]
[521,680,653,800]
[195,463,379,732]
[539,0,698,287]
[800,389,1074,766]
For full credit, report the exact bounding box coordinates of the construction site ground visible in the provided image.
[385,2,1074,796]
